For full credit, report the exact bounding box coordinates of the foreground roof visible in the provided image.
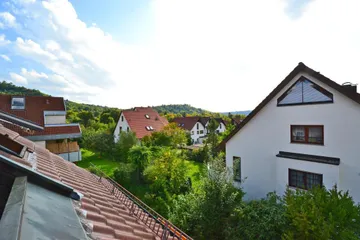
[219,62,360,150]
[0,124,161,239]
[122,107,168,139]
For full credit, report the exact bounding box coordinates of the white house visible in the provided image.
[201,117,227,134]
[114,107,168,142]
[172,117,206,144]
[221,62,360,203]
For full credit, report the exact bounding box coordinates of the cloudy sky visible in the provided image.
[0,0,359,112]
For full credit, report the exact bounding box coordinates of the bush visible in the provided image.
[113,163,135,186]
[283,186,360,240]
[113,131,138,161]
[87,166,104,177]
[185,145,211,163]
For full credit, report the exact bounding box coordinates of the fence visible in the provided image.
[89,163,193,240]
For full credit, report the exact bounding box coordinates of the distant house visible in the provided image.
[173,117,227,144]
[0,95,82,162]
[114,107,168,142]
[221,62,360,203]
[231,117,243,126]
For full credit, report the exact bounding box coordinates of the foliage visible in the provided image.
[219,123,235,142]
[80,128,114,155]
[143,123,188,147]
[113,131,138,161]
[99,112,115,125]
[128,146,152,182]
[154,104,208,115]
[113,163,136,186]
[233,192,287,240]
[170,157,244,240]
[143,149,190,216]
[77,110,95,127]
[205,118,220,156]
[185,145,211,163]
[0,81,48,96]
[283,186,360,240]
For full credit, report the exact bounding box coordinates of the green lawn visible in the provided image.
[76,149,119,176]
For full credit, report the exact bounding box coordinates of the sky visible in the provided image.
[0,0,360,112]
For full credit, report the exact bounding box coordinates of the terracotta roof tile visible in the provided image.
[122,107,168,139]
[0,124,162,240]
[0,95,65,126]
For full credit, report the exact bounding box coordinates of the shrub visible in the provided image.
[113,163,135,187]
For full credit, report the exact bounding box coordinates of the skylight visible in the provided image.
[146,126,151,131]
[145,114,150,119]
[11,97,25,110]
[149,126,154,130]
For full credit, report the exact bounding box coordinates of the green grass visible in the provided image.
[184,160,205,190]
[76,149,119,176]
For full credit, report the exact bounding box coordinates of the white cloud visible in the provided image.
[9,72,27,84]
[4,0,360,111]
[0,54,11,62]
[20,68,48,81]
[0,12,16,28]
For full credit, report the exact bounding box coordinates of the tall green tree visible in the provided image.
[114,131,138,161]
[206,118,219,157]
[128,146,152,182]
[77,110,94,127]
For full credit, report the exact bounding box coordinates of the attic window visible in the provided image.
[146,126,154,131]
[277,77,333,106]
[11,97,25,110]
[149,126,154,130]
[145,114,150,119]
[0,134,25,157]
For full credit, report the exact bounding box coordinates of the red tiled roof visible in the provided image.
[0,95,65,126]
[2,122,81,137]
[0,124,159,240]
[172,117,201,131]
[123,107,168,139]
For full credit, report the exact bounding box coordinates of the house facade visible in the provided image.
[173,117,226,144]
[114,107,168,142]
[222,62,360,203]
[0,95,82,162]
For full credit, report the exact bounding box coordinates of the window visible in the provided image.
[289,169,322,190]
[191,131,194,135]
[121,116,124,122]
[291,125,324,145]
[216,130,220,134]
[127,127,129,132]
[149,126,154,131]
[233,157,241,181]
[278,77,333,106]
[197,123,199,130]
[200,130,204,134]
[145,114,150,119]
[11,97,25,110]
[119,127,122,132]
[219,124,222,129]
[146,126,151,131]
[197,131,199,134]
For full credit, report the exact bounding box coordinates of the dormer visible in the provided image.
[11,97,25,110]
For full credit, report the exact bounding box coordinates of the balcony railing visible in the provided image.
[89,163,193,240]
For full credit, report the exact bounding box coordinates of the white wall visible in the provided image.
[45,115,66,124]
[217,122,226,133]
[34,141,46,148]
[59,151,82,162]
[226,71,360,202]
[190,122,206,144]
[114,112,131,142]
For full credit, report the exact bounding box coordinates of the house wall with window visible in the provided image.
[44,115,66,125]
[114,112,130,142]
[190,122,206,144]
[226,71,360,202]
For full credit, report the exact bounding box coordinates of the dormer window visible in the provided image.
[146,126,154,131]
[145,114,150,119]
[11,97,25,110]
[0,134,26,157]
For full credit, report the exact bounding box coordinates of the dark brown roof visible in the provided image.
[122,107,168,139]
[219,62,360,150]
[3,122,81,136]
[0,124,160,239]
[0,95,65,126]
[172,117,201,131]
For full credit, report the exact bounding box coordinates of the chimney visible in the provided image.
[342,82,357,93]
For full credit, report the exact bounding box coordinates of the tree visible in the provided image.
[114,131,138,161]
[128,146,152,182]
[283,186,360,240]
[219,123,235,142]
[77,110,94,127]
[99,112,115,125]
[170,157,244,239]
[144,123,188,147]
[205,118,219,156]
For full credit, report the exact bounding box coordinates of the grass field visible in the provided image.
[76,149,119,176]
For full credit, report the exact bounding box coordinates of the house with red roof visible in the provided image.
[0,95,82,162]
[173,117,227,144]
[0,123,191,240]
[113,107,168,142]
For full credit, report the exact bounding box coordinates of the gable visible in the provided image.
[277,76,333,106]
[219,62,360,150]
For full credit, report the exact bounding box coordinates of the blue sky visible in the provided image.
[0,0,359,112]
